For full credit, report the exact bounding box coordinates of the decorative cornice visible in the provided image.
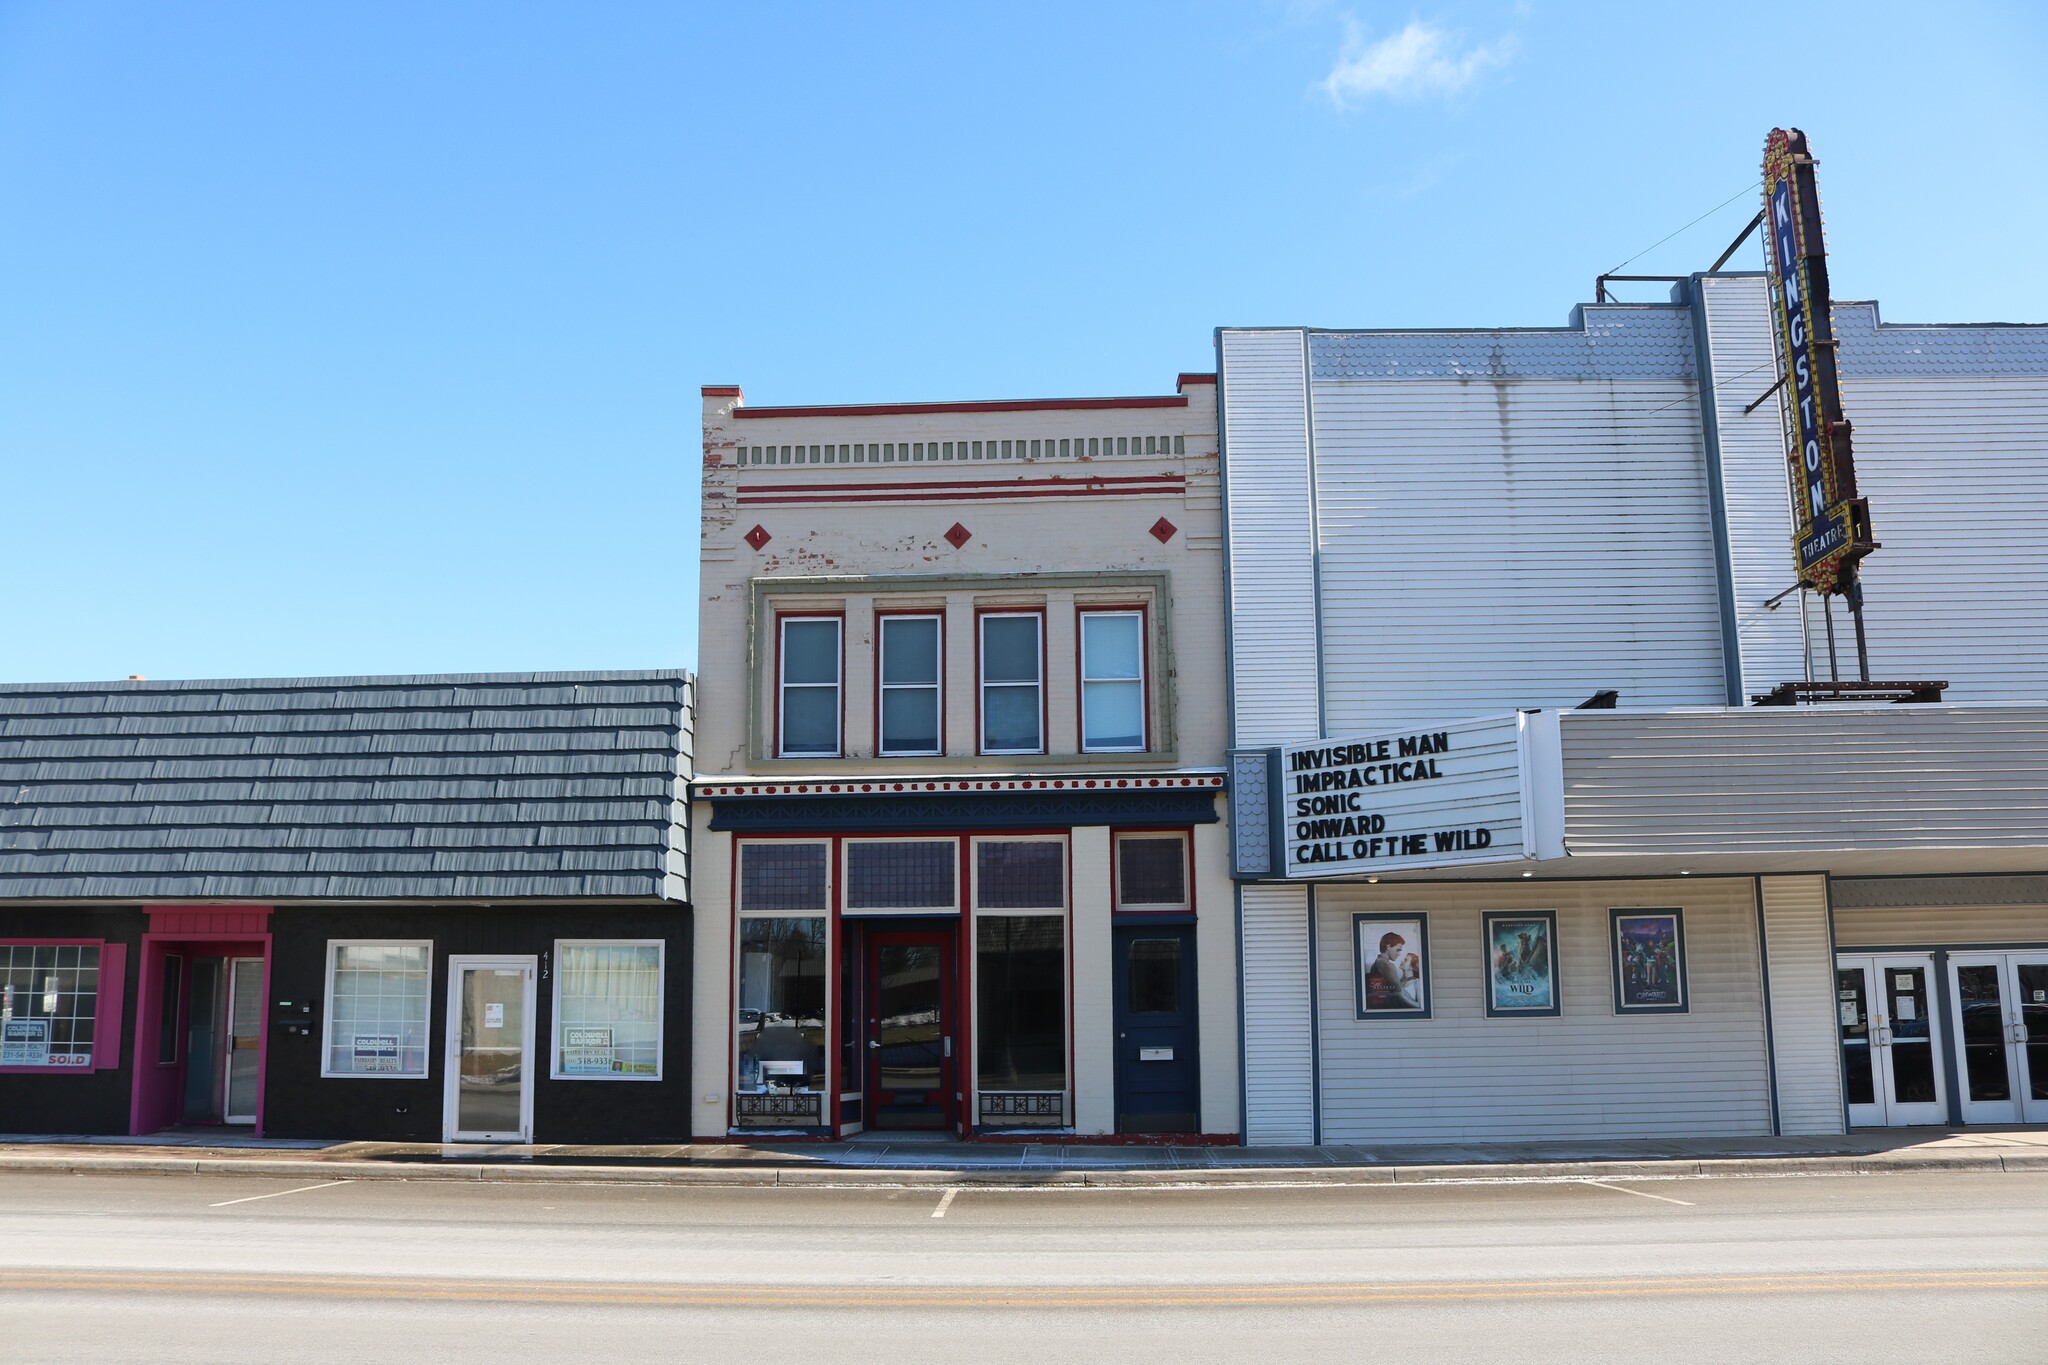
[694,772,1225,798]
[705,786,1223,833]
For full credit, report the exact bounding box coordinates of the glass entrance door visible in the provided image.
[865,931,954,1131]
[444,957,536,1142]
[222,957,264,1124]
[1837,954,1947,1128]
[1948,953,2048,1125]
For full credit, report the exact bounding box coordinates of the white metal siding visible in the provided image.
[1309,378,1727,729]
[1239,883,1316,1144]
[1700,276,1808,695]
[1312,879,1773,1142]
[1834,903,2048,948]
[1561,705,2048,854]
[1759,875,1845,1136]
[1821,375,2048,701]
[1220,330,1320,745]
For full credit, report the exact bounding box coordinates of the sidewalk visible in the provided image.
[2,1126,2045,1187]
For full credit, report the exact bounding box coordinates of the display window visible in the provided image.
[552,941,663,1080]
[321,941,433,1077]
[0,943,103,1070]
[970,835,1069,1108]
[735,840,833,1108]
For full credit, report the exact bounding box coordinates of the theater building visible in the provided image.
[690,377,1237,1139]
[1219,276,2048,1143]
[0,671,693,1144]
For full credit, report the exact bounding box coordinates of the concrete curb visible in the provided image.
[0,1148,2037,1188]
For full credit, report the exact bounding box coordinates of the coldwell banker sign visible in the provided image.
[1280,714,1526,877]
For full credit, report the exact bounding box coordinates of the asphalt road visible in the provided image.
[1,1168,2043,1363]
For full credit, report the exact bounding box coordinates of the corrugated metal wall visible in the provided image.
[1307,375,1727,728]
[1218,329,1320,746]
[1560,706,2048,854]
[1239,883,1316,1144]
[1759,875,1844,1136]
[1312,879,1773,1143]
[1698,276,1808,697]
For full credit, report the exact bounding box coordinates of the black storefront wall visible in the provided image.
[0,906,147,1136]
[263,903,693,1144]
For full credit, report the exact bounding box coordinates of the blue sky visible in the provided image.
[4,1,2043,682]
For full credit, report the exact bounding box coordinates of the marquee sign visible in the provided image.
[1762,127,1874,595]
[1279,713,1525,878]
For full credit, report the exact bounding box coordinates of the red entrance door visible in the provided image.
[864,930,956,1131]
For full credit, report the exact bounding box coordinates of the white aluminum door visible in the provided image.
[1836,954,1947,1128]
[443,956,537,1142]
[1949,953,2048,1125]
[222,957,264,1124]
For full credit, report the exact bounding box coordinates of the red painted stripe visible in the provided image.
[732,395,1189,419]
[739,473,1184,495]
[738,485,1184,506]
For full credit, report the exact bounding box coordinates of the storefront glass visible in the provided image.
[976,916,1065,1091]
[737,917,827,1094]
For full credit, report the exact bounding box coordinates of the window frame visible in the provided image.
[970,834,1072,1107]
[776,612,845,760]
[0,938,118,1075]
[976,608,1046,756]
[1077,606,1149,753]
[875,610,945,758]
[733,837,836,1108]
[319,939,435,1080]
[550,939,666,1082]
[841,835,962,917]
[1111,829,1193,914]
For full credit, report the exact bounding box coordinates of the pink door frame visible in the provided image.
[130,907,272,1136]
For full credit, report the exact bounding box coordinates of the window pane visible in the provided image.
[976,917,1066,1091]
[737,917,826,1093]
[1082,613,1142,680]
[981,616,1040,683]
[846,841,957,910]
[739,843,829,911]
[976,841,1065,910]
[781,619,840,685]
[881,617,939,685]
[1118,836,1187,907]
[0,944,100,1068]
[781,686,838,755]
[880,688,939,754]
[983,685,1042,752]
[324,943,431,1076]
[1128,938,1181,1014]
[1083,679,1144,750]
[555,944,662,1078]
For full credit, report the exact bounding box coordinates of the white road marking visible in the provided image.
[208,1180,351,1208]
[1581,1179,1695,1207]
[931,1188,959,1218]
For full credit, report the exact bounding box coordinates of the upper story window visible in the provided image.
[979,612,1044,755]
[1080,610,1146,752]
[778,616,842,758]
[878,614,942,757]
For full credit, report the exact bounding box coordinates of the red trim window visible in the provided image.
[1079,608,1147,753]
[1112,831,1192,913]
[777,614,843,758]
[877,612,943,757]
[977,610,1045,756]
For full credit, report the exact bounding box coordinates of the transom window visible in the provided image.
[844,839,959,914]
[778,616,842,758]
[979,612,1044,754]
[1115,832,1191,911]
[974,838,1067,911]
[878,614,942,756]
[739,842,831,912]
[1080,610,1146,752]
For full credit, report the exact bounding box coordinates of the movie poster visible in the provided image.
[1354,916,1429,1018]
[1613,910,1687,1013]
[1483,912,1558,1016]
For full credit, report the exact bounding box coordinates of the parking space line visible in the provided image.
[1581,1179,1695,1206]
[931,1188,959,1218]
[208,1180,351,1209]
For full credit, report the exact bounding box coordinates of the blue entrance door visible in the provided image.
[1112,926,1200,1133]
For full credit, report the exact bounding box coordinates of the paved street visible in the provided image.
[0,1168,2042,1363]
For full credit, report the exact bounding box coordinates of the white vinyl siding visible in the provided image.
[1759,875,1845,1136]
[1309,377,1727,729]
[1699,274,1809,697]
[1219,330,1320,746]
[1833,902,2048,949]
[1312,880,1773,1143]
[1239,883,1316,1145]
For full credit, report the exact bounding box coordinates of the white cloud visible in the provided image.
[1319,17,1515,106]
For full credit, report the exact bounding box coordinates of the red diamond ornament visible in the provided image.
[944,523,972,548]
[744,524,772,550]
[1149,517,1178,543]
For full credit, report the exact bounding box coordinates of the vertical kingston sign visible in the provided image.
[1762,127,1874,597]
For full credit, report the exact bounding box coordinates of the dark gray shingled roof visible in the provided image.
[0,671,693,902]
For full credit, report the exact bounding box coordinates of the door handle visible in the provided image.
[868,1040,881,1049]
[1875,1026,1892,1047]
[2013,1022,2030,1045]
[943,1036,952,1058]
